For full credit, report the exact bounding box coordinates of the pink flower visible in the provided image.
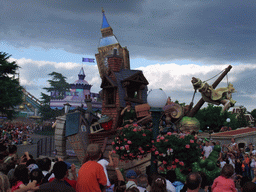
[120,146,125,150]
[160,136,165,140]
[165,139,168,142]
[159,167,165,171]
[124,138,127,141]
[180,135,185,139]
[175,158,179,163]
[112,141,115,145]
[167,132,172,136]
[179,161,184,166]
[124,124,129,128]
[127,140,132,144]
[185,144,190,149]
[133,128,137,132]
[163,160,167,165]
[169,148,173,152]
[133,123,138,127]
[194,136,197,140]
[141,150,145,154]
[190,140,194,143]
[125,145,129,150]
[157,139,160,142]
[112,150,116,154]
[167,166,172,170]
[138,147,143,151]
[172,165,176,169]
[142,133,146,137]
[151,140,155,143]
[155,151,159,155]
[159,153,163,156]
[116,146,119,150]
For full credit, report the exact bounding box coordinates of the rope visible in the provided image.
[203,69,225,83]
[191,89,196,104]
[226,74,229,86]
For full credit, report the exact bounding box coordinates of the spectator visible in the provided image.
[185,172,201,192]
[203,139,213,158]
[150,175,167,192]
[30,168,43,186]
[164,170,176,192]
[136,174,148,192]
[241,181,256,192]
[167,170,184,192]
[37,161,75,192]
[3,145,18,164]
[126,170,138,189]
[10,164,29,191]
[37,157,54,182]
[76,144,107,192]
[212,164,236,192]
[126,187,139,192]
[98,151,114,189]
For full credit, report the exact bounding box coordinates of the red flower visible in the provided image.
[190,140,194,143]
[163,160,167,165]
[159,167,165,171]
[141,150,145,154]
[124,138,127,141]
[127,140,132,144]
[112,150,116,154]
[133,123,138,127]
[167,132,172,136]
[185,144,190,149]
[116,146,119,150]
[194,136,197,140]
[151,140,154,143]
[179,161,184,166]
[142,133,146,137]
[175,158,179,163]
[165,139,168,142]
[167,166,172,170]
[125,145,129,150]
[157,139,160,142]
[155,151,159,155]
[112,141,115,145]
[180,135,185,139]
[160,136,165,140]
[133,128,137,132]
[172,165,176,169]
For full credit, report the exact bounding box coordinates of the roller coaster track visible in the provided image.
[22,89,42,108]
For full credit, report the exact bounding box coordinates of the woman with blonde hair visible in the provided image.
[0,172,10,192]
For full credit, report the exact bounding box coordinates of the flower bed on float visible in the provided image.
[153,133,200,172]
[112,124,153,161]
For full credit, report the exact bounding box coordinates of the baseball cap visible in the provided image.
[126,170,137,179]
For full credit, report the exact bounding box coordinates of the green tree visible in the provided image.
[0,52,23,119]
[250,109,256,119]
[236,106,249,128]
[43,72,70,99]
[195,104,234,132]
[40,72,69,120]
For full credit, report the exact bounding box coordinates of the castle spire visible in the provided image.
[78,67,85,80]
[101,8,110,29]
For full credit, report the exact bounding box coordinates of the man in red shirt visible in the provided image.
[76,144,107,192]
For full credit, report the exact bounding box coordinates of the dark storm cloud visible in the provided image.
[1,0,256,63]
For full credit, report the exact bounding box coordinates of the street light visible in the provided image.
[64,103,71,114]
[226,118,231,130]
[148,89,167,173]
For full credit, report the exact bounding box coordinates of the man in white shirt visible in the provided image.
[203,140,213,158]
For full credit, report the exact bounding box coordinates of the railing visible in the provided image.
[37,137,55,158]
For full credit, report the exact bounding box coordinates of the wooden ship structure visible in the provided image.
[55,10,234,175]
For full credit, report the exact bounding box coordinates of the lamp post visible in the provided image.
[226,118,231,131]
[148,89,167,173]
[64,103,71,114]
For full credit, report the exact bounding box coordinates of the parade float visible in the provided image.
[54,10,236,180]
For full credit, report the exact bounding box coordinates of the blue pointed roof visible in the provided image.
[101,9,110,29]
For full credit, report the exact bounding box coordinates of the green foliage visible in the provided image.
[236,107,249,128]
[112,124,153,161]
[43,72,70,99]
[154,134,200,171]
[40,72,69,120]
[0,52,23,119]
[251,109,256,119]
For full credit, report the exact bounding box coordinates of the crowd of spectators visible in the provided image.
[0,121,37,146]
[1,127,256,192]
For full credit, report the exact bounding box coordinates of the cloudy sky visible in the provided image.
[1,0,256,111]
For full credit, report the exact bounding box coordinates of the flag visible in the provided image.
[82,58,95,63]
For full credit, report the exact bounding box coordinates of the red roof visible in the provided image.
[212,127,256,137]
